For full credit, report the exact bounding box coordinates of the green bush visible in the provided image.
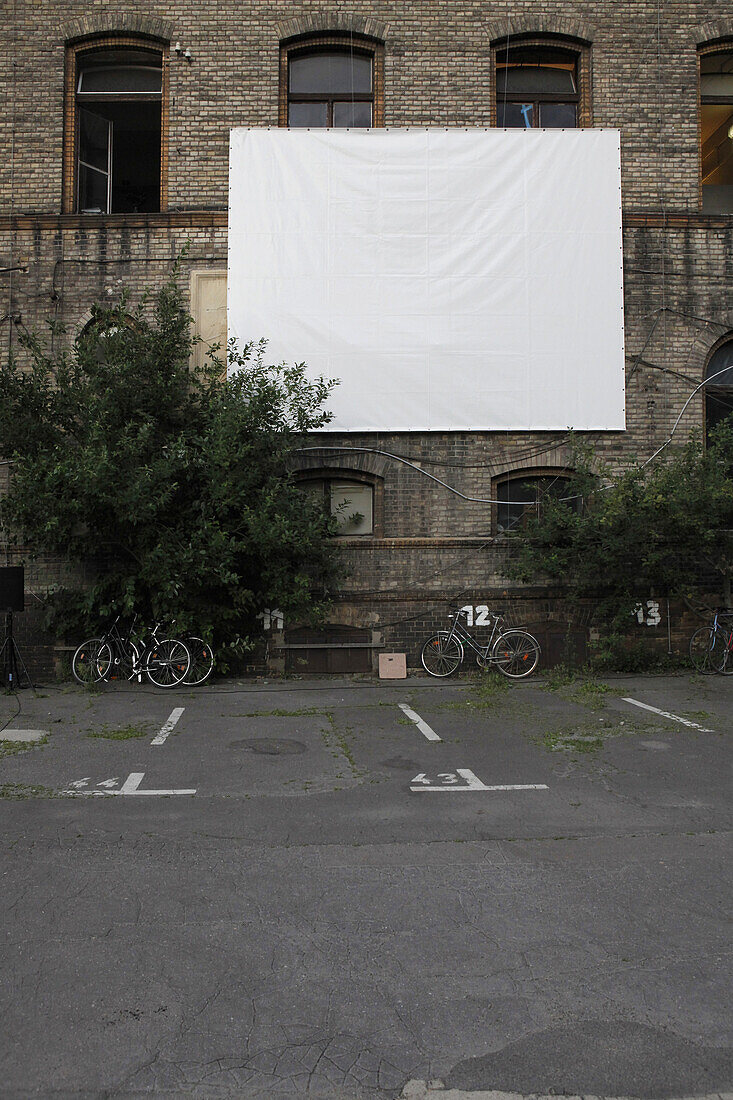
[0,273,341,650]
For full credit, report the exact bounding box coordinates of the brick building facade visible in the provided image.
[2,3,733,675]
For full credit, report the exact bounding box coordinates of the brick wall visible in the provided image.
[1,1,732,673]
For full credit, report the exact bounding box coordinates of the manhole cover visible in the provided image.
[229,738,307,755]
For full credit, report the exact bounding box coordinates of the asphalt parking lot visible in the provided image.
[1,670,731,1098]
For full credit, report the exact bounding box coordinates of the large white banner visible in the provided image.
[228,128,625,431]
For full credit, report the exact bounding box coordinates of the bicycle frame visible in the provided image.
[445,609,504,663]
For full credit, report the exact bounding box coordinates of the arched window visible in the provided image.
[279,35,384,128]
[495,471,579,532]
[64,38,168,213]
[700,47,733,213]
[77,310,138,363]
[299,474,378,536]
[492,38,591,128]
[704,337,733,443]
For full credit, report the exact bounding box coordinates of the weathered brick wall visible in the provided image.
[1,1,732,673]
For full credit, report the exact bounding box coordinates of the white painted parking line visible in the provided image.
[410,768,548,793]
[399,703,441,741]
[151,707,185,745]
[0,729,47,742]
[62,773,196,796]
[622,697,714,732]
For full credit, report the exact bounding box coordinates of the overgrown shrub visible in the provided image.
[0,273,341,650]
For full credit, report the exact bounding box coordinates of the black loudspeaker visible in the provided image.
[0,567,24,612]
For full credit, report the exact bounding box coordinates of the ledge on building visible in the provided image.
[0,210,228,232]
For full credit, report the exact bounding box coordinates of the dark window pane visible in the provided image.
[79,109,110,171]
[539,102,577,128]
[497,476,576,532]
[333,100,372,127]
[706,389,733,446]
[109,100,161,212]
[290,52,372,95]
[288,101,329,127]
[79,65,162,93]
[701,51,733,96]
[78,164,108,213]
[705,341,733,387]
[497,65,576,96]
[497,101,534,128]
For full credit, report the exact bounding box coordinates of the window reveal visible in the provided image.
[288,49,374,128]
[700,50,733,214]
[496,46,580,128]
[301,479,374,535]
[75,48,163,213]
[497,474,579,532]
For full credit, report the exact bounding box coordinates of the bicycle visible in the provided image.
[72,616,191,688]
[180,635,215,685]
[421,607,540,679]
[689,609,733,675]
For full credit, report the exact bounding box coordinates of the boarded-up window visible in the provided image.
[190,271,227,370]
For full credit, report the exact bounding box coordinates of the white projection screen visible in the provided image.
[228,128,625,432]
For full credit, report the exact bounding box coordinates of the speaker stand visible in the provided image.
[1,611,33,691]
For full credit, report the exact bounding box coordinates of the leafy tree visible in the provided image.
[0,276,341,654]
[507,426,733,626]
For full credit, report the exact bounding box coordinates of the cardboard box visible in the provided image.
[379,652,407,679]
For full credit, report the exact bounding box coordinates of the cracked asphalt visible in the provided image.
[0,671,731,1099]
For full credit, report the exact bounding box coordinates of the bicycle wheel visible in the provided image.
[183,637,215,686]
[492,629,540,679]
[145,638,190,688]
[421,633,463,677]
[689,627,725,674]
[719,631,733,675]
[106,640,139,682]
[72,638,111,685]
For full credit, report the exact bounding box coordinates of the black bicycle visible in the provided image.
[421,607,540,679]
[72,617,191,688]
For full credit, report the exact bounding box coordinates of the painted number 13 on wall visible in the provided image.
[634,600,661,627]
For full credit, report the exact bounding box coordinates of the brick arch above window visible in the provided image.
[279,32,385,128]
[692,20,733,47]
[485,18,594,47]
[277,15,388,43]
[63,15,174,44]
[292,451,390,480]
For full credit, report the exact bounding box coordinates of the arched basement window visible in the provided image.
[704,337,733,444]
[496,471,579,532]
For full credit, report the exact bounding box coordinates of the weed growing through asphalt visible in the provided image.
[543,666,621,711]
[569,679,617,710]
[0,782,55,799]
[469,671,510,709]
[87,722,150,740]
[0,736,49,760]
[537,724,607,754]
[544,663,578,690]
[683,709,713,725]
